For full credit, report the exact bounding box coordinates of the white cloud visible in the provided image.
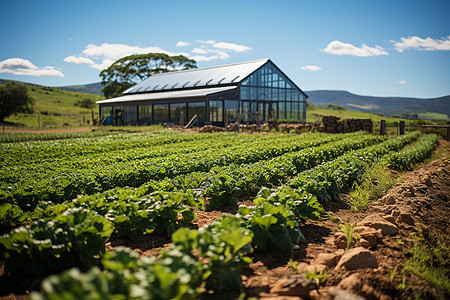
[213,42,250,52]
[398,80,407,85]
[197,40,216,45]
[64,43,186,70]
[323,40,388,56]
[394,36,450,52]
[63,56,96,65]
[176,41,190,47]
[192,48,208,54]
[0,58,64,77]
[65,40,252,71]
[300,65,322,71]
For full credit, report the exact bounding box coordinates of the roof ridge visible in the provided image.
[149,58,270,77]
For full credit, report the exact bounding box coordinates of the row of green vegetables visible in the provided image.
[384,134,438,170]
[4,131,432,298]
[1,131,269,167]
[0,130,221,164]
[0,130,123,143]
[1,132,352,209]
[0,132,377,236]
[73,132,384,214]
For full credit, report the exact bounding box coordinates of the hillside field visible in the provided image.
[1,80,103,129]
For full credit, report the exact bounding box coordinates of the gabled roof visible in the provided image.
[123,59,269,94]
[97,86,237,104]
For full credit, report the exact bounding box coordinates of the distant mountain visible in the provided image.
[305,90,450,121]
[58,82,103,95]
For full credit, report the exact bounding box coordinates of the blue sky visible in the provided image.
[1,0,449,98]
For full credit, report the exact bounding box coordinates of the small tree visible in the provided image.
[100,53,197,98]
[0,83,35,122]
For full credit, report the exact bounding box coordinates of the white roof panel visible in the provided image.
[96,86,238,104]
[123,59,269,94]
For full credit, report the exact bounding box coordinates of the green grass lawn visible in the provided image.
[417,112,449,121]
[4,85,104,129]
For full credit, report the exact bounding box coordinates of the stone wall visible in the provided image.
[318,116,373,133]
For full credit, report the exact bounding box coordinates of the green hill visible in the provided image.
[306,90,450,121]
[1,79,104,129]
[58,82,103,95]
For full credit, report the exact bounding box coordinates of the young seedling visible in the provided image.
[341,223,355,250]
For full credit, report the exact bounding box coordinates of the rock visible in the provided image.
[391,209,400,217]
[421,175,433,187]
[361,283,376,298]
[403,191,414,197]
[359,238,371,248]
[359,215,398,236]
[337,273,362,291]
[383,194,396,204]
[309,289,320,299]
[270,274,315,298]
[379,294,393,300]
[397,212,415,226]
[334,232,348,249]
[303,264,328,274]
[336,247,378,270]
[328,287,365,300]
[315,253,338,268]
[381,215,396,224]
[334,249,345,260]
[354,226,382,247]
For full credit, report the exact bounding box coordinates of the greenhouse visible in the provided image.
[97,59,308,126]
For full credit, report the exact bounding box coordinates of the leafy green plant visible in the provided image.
[304,268,330,284]
[172,216,253,292]
[0,208,112,278]
[340,223,355,250]
[237,201,303,252]
[287,259,299,272]
[385,134,439,171]
[390,264,398,282]
[30,246,205,300]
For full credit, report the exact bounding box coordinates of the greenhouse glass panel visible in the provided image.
[154,104,169,122]
[170,103,186,124]
[209,100,223,122]
[188,102,206,121]
[225,100,239,122]
[138,104,152,124]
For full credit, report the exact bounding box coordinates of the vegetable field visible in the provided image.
[0,129,440,299]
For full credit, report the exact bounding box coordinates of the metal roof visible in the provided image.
[122,59,269,94]
[96,86,238,104]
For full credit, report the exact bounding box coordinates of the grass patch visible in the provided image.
[348,161,397,211]
[404,232,450,299]
[4,84,104,128]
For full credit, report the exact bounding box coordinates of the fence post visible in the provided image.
[380,120,386,135]
[399,121,405,135]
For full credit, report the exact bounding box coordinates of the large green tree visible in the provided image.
[0,83,34,123]
[100,53,197,98]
